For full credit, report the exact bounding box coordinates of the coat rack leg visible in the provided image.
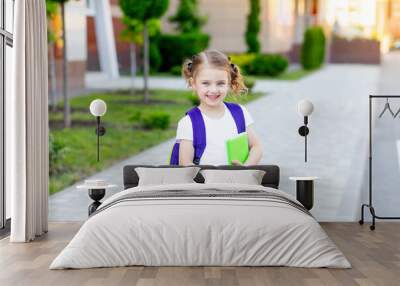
[359,95,400,231]
[359,204,366,225]
[369,206,376,230]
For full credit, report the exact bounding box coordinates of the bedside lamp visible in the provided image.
[297,100,314,162]
[90,99,107,162]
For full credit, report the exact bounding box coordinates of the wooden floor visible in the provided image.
[0,222,399,286]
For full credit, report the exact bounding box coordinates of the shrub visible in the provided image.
[245,54,288,76]
[300,26,326,70]
[228,53,256,73]
[245,0,261,53]
[170,65,182,76]
[141,111,171,130]
[243,76,256,92]
[188,94,200,106]
[159,33,209,71]
[128,111,142,122]
[169,0,207,33]
[49,133,68,176]
[149,42,162,73]
[119,0,169,22]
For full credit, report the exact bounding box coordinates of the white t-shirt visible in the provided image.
[176,104,254,165]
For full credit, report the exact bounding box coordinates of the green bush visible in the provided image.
[170,65,182,75]
[228,53,256,72]
[159,33,209,71]
[49,133,68,176]
[188,94,200,106]
[244,76,256,92]
[119,0,169,22]
[244,54,288,76]
[149,42,162,73]
[141,111,171,129]
[169,0,207,33]
[245,0,261,53]
[128,111,142,122]
[300,26,326,70]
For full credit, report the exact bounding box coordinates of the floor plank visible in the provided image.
[0,222,399,286]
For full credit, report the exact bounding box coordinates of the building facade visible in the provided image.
[55,0,400,91]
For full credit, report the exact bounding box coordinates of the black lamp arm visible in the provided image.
[95,116,106,162]
[96,117,106,136]
[298,116,310,162]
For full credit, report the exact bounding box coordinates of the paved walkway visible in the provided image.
[50,63,382,221]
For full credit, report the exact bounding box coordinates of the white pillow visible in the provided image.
[135,167,201,186]
[200,169,266,185]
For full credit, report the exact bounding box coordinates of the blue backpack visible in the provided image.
[169,102,246,165]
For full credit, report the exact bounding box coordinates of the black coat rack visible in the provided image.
[359,95,400,230]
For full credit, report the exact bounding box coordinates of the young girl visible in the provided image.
[174,49,263,166]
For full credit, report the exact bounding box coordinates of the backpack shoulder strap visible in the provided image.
[224,102,246,133]
[186,107,206,165]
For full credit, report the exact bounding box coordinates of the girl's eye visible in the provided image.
[217,82,226,86]
[202,82,209,86]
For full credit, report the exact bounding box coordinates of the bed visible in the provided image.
[50,165,351,269]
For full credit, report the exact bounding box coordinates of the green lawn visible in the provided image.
[132,68,316,81]
[49,89,264,194]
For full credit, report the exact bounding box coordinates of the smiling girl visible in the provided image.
[171,49,263,166]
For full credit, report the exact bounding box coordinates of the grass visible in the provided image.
[49,89,264,194]
[129,68,316,81]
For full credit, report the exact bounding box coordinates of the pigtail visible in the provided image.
[229,63,248,95]
[182,59,193,84]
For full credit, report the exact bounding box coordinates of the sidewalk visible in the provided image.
[50,63,380,222]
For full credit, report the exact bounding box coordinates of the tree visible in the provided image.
[245,0,261,53]
[119,0,169,103]
[160,0,209,71]
[169,0,206,33]
[46,0,59,112]
[300,27,326,70]
[50,0,71,128]
[120,17,160,95]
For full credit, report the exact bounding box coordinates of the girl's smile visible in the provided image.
[206,93,221,101]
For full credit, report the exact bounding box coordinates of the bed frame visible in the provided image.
[123,165,280,189]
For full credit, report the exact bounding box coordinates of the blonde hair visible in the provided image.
[182,49,247,95]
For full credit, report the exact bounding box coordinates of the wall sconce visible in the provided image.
[89,99,107,162]
[297,100,314,162]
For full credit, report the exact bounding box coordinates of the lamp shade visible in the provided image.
[297,100,314,116]
[89,99,107,117]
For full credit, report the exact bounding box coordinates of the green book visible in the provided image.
[226,132,249,165]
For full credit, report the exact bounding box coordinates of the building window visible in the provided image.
[86,0,95,16]
[1,0,14,232]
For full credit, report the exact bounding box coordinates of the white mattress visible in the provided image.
[50,183,351,269]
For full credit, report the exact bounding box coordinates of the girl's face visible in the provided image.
[191,67,229,107]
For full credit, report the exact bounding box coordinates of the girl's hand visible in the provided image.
[231,160,243,166]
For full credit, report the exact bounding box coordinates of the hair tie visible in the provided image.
[230,63,237,72]
[187,62,193,72]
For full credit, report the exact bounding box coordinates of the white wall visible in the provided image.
[65,0,87,62]
[260,0,295,53]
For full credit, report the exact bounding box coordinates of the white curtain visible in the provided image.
[7,0,49,242]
